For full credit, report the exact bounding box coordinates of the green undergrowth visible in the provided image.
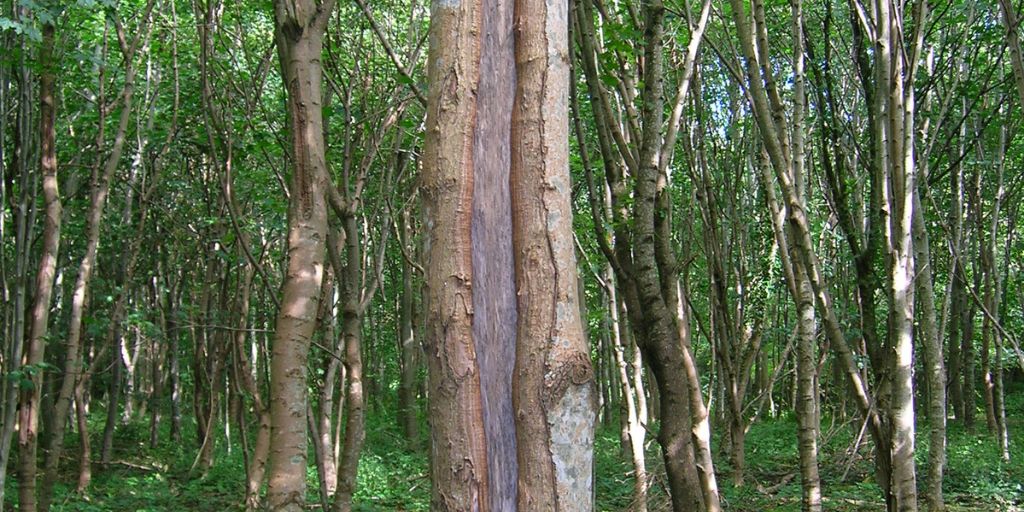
[5,389,1021,511]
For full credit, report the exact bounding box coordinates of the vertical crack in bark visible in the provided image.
[472,0,518,507]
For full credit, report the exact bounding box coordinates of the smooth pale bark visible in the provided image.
[266,1,334,510]
[421,0,490,508]
[511,0,596,507]
[609,274,647,511]
[876,0,923,508]
[912,187,945,511]
[17,21,61,512]
[794,269,822,512]
[948,160,966,422]
[788,3,821,508]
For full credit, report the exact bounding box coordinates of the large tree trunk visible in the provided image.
[422,0,596,507]
[421,0,491,508]
[511,0,596,506]
[17,21,61,512]
[265,1,334,510]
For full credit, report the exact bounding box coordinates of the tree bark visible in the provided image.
[332,215,367,512]
[17,21,61,512]
[511,0,596,507]
[421,0,490,508]
[912,186,945,511]
[40,6,155,506]
[265,1,334,509]
[397,209,420,446]
[0,11,37,506]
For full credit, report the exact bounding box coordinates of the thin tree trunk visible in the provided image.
[397,209,419,446]
[101,338,123,464]
[40,6,155,505]
[794,269,822,512]
[609,273,647,512]
[0,11,37,507]
[948,160,966,422]
[74,385,91,493]
[788,3,821,508]
[912,186,945,511]
[332,216,367,512]
[17,21,61,512]
[878,0,923,507]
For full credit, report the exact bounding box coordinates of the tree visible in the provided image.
[17,14,60,512]
[423,0,595,508]
[265,0,335,509]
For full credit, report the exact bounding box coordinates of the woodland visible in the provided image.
[0,0,1023,511]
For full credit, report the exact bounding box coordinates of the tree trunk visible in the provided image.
[39,6,152,503]
[101,339,123,464]
[947,159,965,421]
[74,385,91,493]
[511,0,597,506]
[332,215,367,512]
[397,209,420,446]
[420,2,490,507]
[17,21,61,512]
[788,4,821,508]
[610,275,647,512]
[794,269,822,512]
[877,0,921,507]
[422,0,597,507]
[912,186,945,511]
[266,1,334,509]
[0,17,37,508]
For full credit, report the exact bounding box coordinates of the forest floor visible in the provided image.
[7,383,1023,511]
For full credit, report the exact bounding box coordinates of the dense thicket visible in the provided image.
[0,0,1021,511]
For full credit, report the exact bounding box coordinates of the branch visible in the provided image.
[353,0,427,107]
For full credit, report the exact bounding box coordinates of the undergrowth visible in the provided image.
[3,385,1020,511]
